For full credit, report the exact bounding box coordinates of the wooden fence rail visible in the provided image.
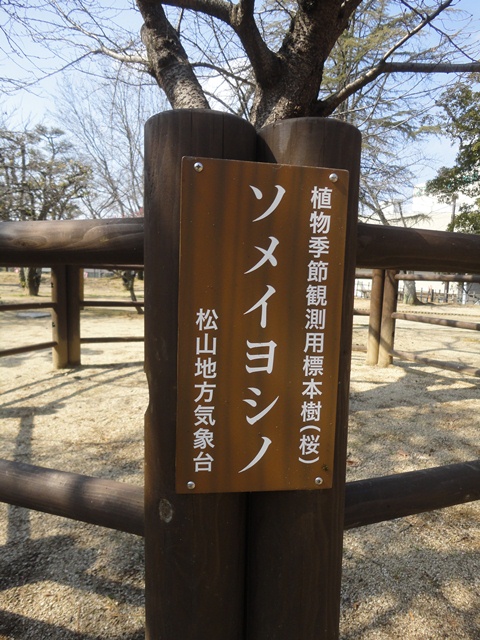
[356,223,480,271]
[0,265,144,365]
[80,336,144,344]
[0,342,57,357]
[343,459,480,529]
[397,272,480,283]
[392,312,480,331]
[2,219,480,271]
[1,457,477,538]
[82,300,144,308]
[365,269,480,369]
[0,301,53,312]
[0,459,144,536]
[0,218,144,266]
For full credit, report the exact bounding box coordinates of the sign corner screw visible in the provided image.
[314,477,323,486]
[329,173,338,183]
[194,162,203,173]
[187,481,196,490]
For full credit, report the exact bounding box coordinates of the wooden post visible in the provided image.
[79,267,85,310]
[66,265,81,366]
[143,110,257,640]
[247,118,361,639]
[51,265,81,368]
[51,265,68,369]
[378,269,399,367]
[366,268,385,365]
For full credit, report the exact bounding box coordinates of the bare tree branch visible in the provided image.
[191,62,255,88]
[161,0,281,88]
[230,0,281,86]
[384,61,480,74]
[136,0,210,108]
[2,0,479,129]
[161,0,232,24]
[314,0,466,117]
[316,59,480,117]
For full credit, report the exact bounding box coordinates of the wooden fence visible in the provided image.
[0,111,479,640]
[0,265,144,366]
[365,269,480,371]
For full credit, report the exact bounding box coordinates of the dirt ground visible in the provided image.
[0,272,478,639]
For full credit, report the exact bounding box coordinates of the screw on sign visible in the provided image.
[176,158,349,493]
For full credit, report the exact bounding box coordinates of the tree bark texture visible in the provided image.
[378,269,399,368]
[137,1,210,110]
[25,266,42,296]
[135,0,362,127]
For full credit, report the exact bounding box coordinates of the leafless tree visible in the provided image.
[3,0,479,235]
[1,1,479,129]
[56,67,166,218]
[0,123,92,294]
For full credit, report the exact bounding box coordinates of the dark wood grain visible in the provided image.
[0,218,144,266]
[366,269,385,365]
[357,222,480,271]
[0,459,144,536]
[0,302,53,311]
[51,265,68,368]
[246,117,361,640]
[397,272,480,282]
[0,342,56,357]
[66,266,81,366]
[0,457,477,540]
[143,110,257,640]
[378,269,399,368]
[344,460,480,529]
[2,218,480,272]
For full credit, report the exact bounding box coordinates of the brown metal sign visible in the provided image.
[176,158,349,493]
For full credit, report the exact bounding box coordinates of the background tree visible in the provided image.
[0,124,92,294]
[54,69,163,307]
[57,69,166,219]
[1,1,479,128]
[2,0,478,231]
[2,1,479,300]
[426,74,480,234]
[325,1,447,225]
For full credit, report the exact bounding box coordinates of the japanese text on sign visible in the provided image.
[177,158,349,493]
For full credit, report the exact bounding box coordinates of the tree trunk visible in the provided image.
[27,267,43,296]
[19,267,42,296]
[402,272,421,305]
[121,270,143,315]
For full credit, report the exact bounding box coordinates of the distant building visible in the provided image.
[412,184,474,232]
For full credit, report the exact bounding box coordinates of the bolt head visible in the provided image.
[315,477,323,486]
[193,162,203,173]
[187,481,196,490]
[329,173,338,183]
